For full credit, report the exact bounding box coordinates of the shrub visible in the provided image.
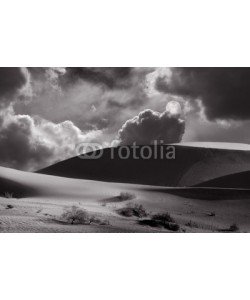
[206,212,215,217]
[166,222,180,231]
[118,192,135,201]
[61,206,109,226]
[138,212,179,231]
[3,192,13,199]
[61,206,91,225]
[185,220,199,228]
[152,213,174,224]
[116,203,148,218]
[6,204,14,209]
[218,223,239,232]
[229,223,239,232]
[138,219,162,228]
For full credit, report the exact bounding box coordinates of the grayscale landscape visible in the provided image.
[1,142,250,232]
[1,67,250,233]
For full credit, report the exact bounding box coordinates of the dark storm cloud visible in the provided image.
[155,68,250,121]
[0,68,28,104]
[63,67,133,89]
[116,106,185,145]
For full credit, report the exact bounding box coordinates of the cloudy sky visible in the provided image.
[1,67,250,171]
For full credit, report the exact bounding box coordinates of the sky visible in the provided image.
[1,67,250,171]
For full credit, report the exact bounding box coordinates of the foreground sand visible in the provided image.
[0,166,250,232]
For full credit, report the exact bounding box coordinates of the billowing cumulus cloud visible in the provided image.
[0,67,158,170]
[5,67,250,170]
[155,68,250,121]
[0,106,102,170]
[0,67,187,170]
[16,68,154,133]
[115,101,185,145]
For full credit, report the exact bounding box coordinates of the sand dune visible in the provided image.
[1,164,250,232]
[1,142,250,232]
[38,144,250,187]
[195,170,250,189]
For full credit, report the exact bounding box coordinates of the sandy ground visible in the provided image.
[0,166,250,232]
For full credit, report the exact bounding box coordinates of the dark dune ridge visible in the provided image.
[38,145,250,187]
[146,186,250,200]
[195,170,250,189]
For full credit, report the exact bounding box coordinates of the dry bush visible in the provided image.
[229,223,239,232]
[118,192,135,201]
[6,204,14,209]
[206,211,215,217]
[139,212,179,231]
[116,203,148,218]
[3,192,13,199]
[61,206,91,224]
[218,223,239,232]
[61,206,109,226]
[152,213,174,224]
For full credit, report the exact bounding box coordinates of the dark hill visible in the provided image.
[37,145,250,187]
[195,170,250,189]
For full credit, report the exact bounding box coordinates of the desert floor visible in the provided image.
[0,167,250,232]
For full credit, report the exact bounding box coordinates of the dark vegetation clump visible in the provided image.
[152,213,174,223]
[116,203,148,218]
[3,192,13,199]
[118,192,135,201]
[139,212,180,231]
[6,204,14,209]
[206,211,215,217]
[185,220,199,228]
[218,223,239,232]
[229,223,239,232]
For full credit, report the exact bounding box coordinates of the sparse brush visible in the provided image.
[229,223,239,232]
[118,192,135,201]
[6,204,14,209]
[62,206,91,225]
[206,212,215,217]
[138,212,179,232]
[61,206,109,226]
[116,203,148,218]
[185,220,199,228]
[165,222,180,231]
[218,223,239,233]
[152,213,174,224]
[3,192,13,199]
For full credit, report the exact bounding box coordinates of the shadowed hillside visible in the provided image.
[0,175,37,198]
[195,170,250,189]
[38,144,250,187]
